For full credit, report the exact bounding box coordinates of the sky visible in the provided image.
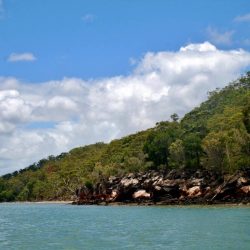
[1,0,250,174]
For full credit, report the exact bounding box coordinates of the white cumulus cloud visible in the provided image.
[7,53,37,62]
[207,27,235,45]
[0,89,32,134]
[1,42,250,174]
[207,27,234,45]
[234,13,250,23]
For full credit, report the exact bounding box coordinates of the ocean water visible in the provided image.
[0,204,249,250]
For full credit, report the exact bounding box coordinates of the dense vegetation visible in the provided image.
[0,73,250,202]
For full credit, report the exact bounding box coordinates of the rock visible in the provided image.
[108,176,118,183]
[187,186,201,197]
[163,179,184,187]
[152,177,164,187]
[166,170,181,179]
[133,190,151,199]
[120,178,139,187]
[110,190,118,200]
[154,185,162,191]
[237,177,248,186]
[240,185,250,194]
[152,176,160,182]
[179,184,187,193]
[190,178,203,186]
[144,179,152,185]
[127,173,135,178]
[74,169,250,205]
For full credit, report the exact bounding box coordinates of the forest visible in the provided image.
[0,73,249,202]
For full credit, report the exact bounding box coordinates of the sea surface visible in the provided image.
[0,203,249,250]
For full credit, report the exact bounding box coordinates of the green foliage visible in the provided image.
[169,139,185,168]
[183,133,202,168]
[0,189,15,202]
[170,113,179,122]
[202,106,250,172]
[0,72,250,201]
[143,121,182,169]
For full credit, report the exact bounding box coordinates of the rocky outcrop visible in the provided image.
[73,169,250,205]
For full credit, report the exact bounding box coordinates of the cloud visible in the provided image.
[180,42,217,52]
[82,14,95,23]
[207,27,234,45]
[0,89,32,134]
[234,13,250,23]
[1,42,250,174]
[7,53,37,62]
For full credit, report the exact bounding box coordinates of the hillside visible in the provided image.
[0,73,250,202]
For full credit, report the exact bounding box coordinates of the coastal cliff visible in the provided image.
[73,169,250,205]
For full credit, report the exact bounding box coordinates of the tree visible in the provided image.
[243,101,250,133]
[143,122,182,169]
[202,131,225,171]
[0,190,15,202]
[202,106,250,172]
[183,133,202,168]
[169,139,185,168]
[170,113,179,122]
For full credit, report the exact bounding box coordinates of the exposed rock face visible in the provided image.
[73,169,250,205]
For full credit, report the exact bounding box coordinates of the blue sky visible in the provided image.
[1,0,250,174]
[1,0,250,82]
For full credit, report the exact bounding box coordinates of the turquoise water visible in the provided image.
[0,204,250,250]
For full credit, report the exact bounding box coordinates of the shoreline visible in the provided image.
[72,200,250,207]
[0,201,73,204]
[1,201,250,207]
[75,169,250,206]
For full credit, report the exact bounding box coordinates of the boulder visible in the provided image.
[187,186,201,197]
[110,190,119,200]
[240,185,250,194]
[127,173,135,178]
[120,178,139,187]
[154,185,162,191]
[133,190,151,199]
[108,176,119,184]
[237,177,248,186]
[74,169,250,205]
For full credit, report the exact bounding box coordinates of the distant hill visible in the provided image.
[0,73,249,202]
